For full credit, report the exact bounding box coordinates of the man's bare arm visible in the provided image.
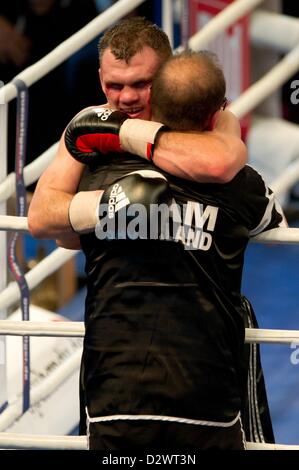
[152,110,247,183]
[28,134,86,240]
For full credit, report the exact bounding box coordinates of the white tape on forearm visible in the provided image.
[120,119,164,159]
[69,191,103,234]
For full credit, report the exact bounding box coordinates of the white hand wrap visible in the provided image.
[68,191,103,234]
[119,119,164,160]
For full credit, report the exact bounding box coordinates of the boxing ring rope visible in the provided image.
[0,433,87,451]
[1,321,299,345]
[0,321,83,338]
[186,0,265,52]
[0,216,297,315]
[0,347,82,432]
[0,143,58,204]
[251,10,299,53]
[0,0,147,106]
[2,215,299,244]
[0,247,76,312]
[230,42,299,119]
[0,76,8,427]
[252,227,299,245]
[185,1,299,122]
[271,159,299,198]
[0,0,298,451]
[3,435,299,451]
[0,221,296,318]
[0,216,28,233]
[0,434,298,451]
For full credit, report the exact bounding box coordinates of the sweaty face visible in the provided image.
[99,47,163,120]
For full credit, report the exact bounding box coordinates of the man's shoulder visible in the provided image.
[231,164,265,186]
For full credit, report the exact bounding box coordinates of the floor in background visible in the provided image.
[60,225,299,445]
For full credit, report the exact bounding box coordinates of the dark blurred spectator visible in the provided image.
[135,0,155,21]
[0,0,101,173]
[282,2,299,20]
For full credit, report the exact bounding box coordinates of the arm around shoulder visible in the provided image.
[206,109,247,182]
[152,113,247,183]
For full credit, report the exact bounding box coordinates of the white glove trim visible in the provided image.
[69,190,103,234]
[119,119,164,160]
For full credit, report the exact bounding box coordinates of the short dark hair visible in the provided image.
[98,17,172,65]
[151,50,226,131]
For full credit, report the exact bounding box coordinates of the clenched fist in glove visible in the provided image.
[64,107,165,164]
[69,170,174,239]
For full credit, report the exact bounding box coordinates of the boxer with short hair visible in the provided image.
[61,50,286,450]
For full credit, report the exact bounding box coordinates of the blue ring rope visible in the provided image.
[8,78,30,413]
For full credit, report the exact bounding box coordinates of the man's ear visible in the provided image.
[206,110,221,131]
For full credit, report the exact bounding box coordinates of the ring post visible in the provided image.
[162,0,174,48]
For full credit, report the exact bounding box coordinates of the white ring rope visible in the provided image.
[0,433,87,450]
[230,41,299,119]
[271,159,299,198]
[0,225,297,312]
[251,10,299,53]
[1,215,299,243]
[0,248,77,311]
[0,143,58,204]
[0,224,296,313]
[0,0,146,106]
[0,433,298,450]
[183,0,299,120]
[0,320,83,337]
[0,348,81,432]
[186,0,265,51]
[0,321,299,345]
[245,328,299,345]
[247,442,299,450]
[252,228,299,245]
[0,216,28,232]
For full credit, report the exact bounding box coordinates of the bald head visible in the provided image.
[151,51,226,131]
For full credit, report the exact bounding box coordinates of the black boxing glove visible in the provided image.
[69,170,174,240]
[64,107,165,164]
